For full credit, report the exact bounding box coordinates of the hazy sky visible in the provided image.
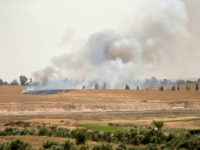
[0,0,200,84]
[0,0,144,83]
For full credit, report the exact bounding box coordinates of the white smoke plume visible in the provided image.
[32,0,200,89]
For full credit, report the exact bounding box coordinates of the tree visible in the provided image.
[177,84,179,91]
[82,85,85,90]
[126,85,130,89]
[152,121,164,130]
[159,86,163,91]
[103,82,106,89]
[74,129,89,145]
[172,85,175,91]
[95,83,99,89]
[196,83,199,91]
[137,86,139,90]
[3,81,8,85]
[20,76,28,86]
[198,78,200,82]
[30,78,32,83]
[186,84,188,91]
[10,80,18,86]
[0,79,3,85]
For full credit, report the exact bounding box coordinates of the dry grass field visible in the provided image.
[0,84,200,104]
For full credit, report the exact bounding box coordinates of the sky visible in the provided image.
[0,0,200,85]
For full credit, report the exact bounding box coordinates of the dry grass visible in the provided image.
[0,85,200,105]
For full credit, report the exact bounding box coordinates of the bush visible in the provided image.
[152,121,164,130]
[80,145,89,150]
[62,140,76,150]
[130,136,140,146]
[75,129,88,145]
[29,129,36,135]
[39,128,49,136]
[150,136,158,144]
[145,143,158,150]
[127,146,139,150]
[100,144,114,150]
[20,128,30,135]
[55,128,71,138]
[116,142,127,150]
[49,145,62,150]
[91,133,99,142]
[43,140,59,149]
[10,139,31,150]
[176,140,191,150]
[166,133,176,142]
[92,145,100,150]
[0,143,11,150]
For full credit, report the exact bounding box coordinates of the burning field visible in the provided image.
[0,85,200,116]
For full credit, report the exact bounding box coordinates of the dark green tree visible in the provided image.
[0,79,3,85]
[20,76,28,86]
[186,84,188,91]
[196,83,199,91]
[152,121,164,130]
[126,85,130,89]
[3,81,8,85]
[177,84,179,91]
[159,86,163,91]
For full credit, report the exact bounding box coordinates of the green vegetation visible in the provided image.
[84,124,125,132]
[162,118,200,122]
[1,121,200,149]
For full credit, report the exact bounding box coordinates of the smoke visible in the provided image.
[32,0,200,89]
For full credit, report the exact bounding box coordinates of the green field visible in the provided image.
[83,124,126,132]
[163,118,200,122]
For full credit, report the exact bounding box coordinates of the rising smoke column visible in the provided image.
[32,0,200,89]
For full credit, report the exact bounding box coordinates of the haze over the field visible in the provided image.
[1,0,200,88]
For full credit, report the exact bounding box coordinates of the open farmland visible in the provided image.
[0,85,200,149]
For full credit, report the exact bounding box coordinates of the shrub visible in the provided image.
[128,146,139,150]
[55,128,71,138]
[43,140,59,149]
[150,136,158,144]
[91,133,99,142]
[176,140,191,150]
[20,128,30,135]
[62,140,76,150]
[113,130,124,141]
[152,121,164,130]
[39,128,49,136]
[80,145,89,150]
[48,145,62,150]
[166,133,176,142]
[10,139,31,150]
[116,142,127,150]
[130,136,140,146]
[92,145,100,150]
[108,123,114,126]
[75,129,88,145]
[29,129,36,135]
[0,143,11,150]
[100,144,114,150]
[145,143,158,150]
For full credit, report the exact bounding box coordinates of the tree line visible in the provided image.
[0,76,31,86]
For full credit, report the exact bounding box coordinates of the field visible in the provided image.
[0,85,200,149]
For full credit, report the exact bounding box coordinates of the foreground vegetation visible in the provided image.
[0,121,200,149]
